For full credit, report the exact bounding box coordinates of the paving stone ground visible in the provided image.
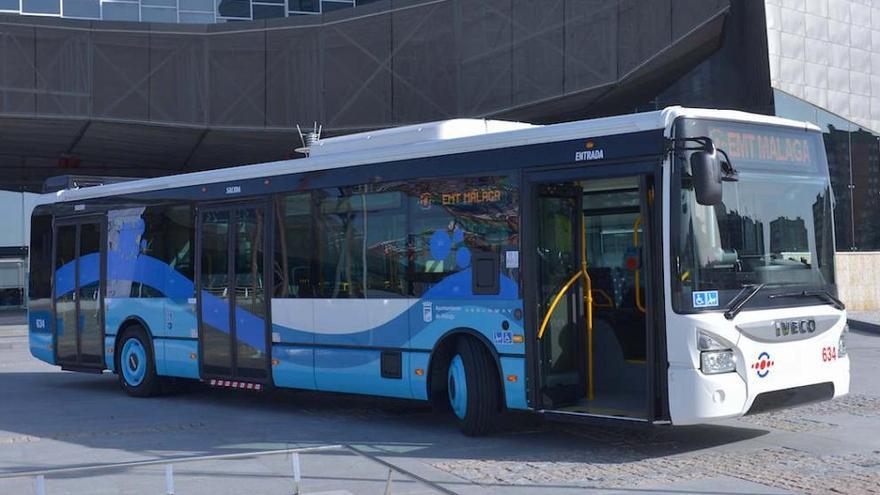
[1,319,879,494]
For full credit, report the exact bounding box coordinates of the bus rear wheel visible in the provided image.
[447,338,499,436]
[116,326,162,397]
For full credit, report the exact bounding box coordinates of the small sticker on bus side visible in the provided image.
[693,290,719,308]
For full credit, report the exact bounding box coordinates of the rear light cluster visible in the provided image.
[698,331,736,375]
[839,324,849,358]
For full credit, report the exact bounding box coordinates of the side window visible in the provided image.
[29,212,53,300]
[137,205,194,298]
[407,175,519,296]
[315,187,408,298]
[274,193,315,297]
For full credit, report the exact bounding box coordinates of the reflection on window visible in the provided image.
[774,89,880,251]
[273,175,520,299]
[408,176,519,296]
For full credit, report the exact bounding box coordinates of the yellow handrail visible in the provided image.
[536,212,594,400]
[633,216,646,314]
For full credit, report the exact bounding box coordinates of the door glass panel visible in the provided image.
[535,176,649,419]
[78,223,103,364]
[55,225,78,364]
[200,210,233,376]
[233,208,267,379]
[536,187,583,407]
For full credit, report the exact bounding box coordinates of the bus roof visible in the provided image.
[43,106,820,205]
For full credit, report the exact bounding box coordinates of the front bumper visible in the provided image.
[668,356,850,425]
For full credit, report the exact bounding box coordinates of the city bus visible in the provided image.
[27,107,850,435]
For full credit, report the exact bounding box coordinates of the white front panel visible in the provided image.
[665,304,850,424]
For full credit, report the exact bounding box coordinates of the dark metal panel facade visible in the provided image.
[564,0,618,94]
[322,4,392,129]
[265,20,322,128]
[391,0,457,125]
[0,24,37,115]
[208,29,267,127]
[457,0,512,117]
[92,30,150,121]
[149,31,209,125]
[0,0,734,190]
[34,24,90,117]
[510,0,564,108]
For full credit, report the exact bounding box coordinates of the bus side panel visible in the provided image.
[28,210,55,365]
[103,206,199,379]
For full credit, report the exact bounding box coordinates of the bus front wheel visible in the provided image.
[447,338,499,436]
[116,326,162,397]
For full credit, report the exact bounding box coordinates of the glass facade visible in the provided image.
[0,0,358,23]
[774,89,880,252]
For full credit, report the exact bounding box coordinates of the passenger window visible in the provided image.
[407,175,519,296]
[274,193,315,297]
[316,188,408,298]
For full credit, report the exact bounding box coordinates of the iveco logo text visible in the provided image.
[575,149,604,161]
[774,319,816,338]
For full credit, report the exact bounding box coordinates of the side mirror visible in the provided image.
[690,150,723,206]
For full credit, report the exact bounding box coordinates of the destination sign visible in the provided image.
[705,124,820,171]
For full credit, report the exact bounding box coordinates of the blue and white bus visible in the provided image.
[27,107,850,435]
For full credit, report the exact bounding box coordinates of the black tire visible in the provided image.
[115,325,162,397]
[448,337,500,436]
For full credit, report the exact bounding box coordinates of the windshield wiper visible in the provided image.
[768,289,845,310]
[723,283,766,320]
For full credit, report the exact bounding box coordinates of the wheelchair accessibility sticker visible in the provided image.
[693,290,719,308]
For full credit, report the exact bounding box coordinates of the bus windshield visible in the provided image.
[673,119,836,313]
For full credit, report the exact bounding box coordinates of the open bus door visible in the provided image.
[524,164,666,421]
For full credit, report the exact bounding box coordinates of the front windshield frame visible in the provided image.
[670,116,838,315]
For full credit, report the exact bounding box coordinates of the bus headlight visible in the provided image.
[701,350,737,374]
[698,331,737,374]
[839,324,848,358]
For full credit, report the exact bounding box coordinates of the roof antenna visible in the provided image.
[295,122,322,157]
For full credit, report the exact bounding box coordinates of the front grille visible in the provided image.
[746,382,835,415]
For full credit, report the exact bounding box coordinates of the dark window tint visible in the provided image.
[217,0,250,17]
[142,205,195,281]
[29,213,53,300]
[289,0,318,11]
[321,0,351,12]
[274,193,315,297]
[851,127,880,251]
[253,3,283,18]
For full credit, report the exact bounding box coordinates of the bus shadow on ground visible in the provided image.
[0,370,770,470]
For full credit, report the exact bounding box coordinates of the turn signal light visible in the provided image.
[271,358,280,366]
[512,334,524,344]
[415,368,425,376]
[189,353,197,360]
[506,375,518,382]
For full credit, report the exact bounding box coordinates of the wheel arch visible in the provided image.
[113,316,156,373]
[426,327,507,410]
